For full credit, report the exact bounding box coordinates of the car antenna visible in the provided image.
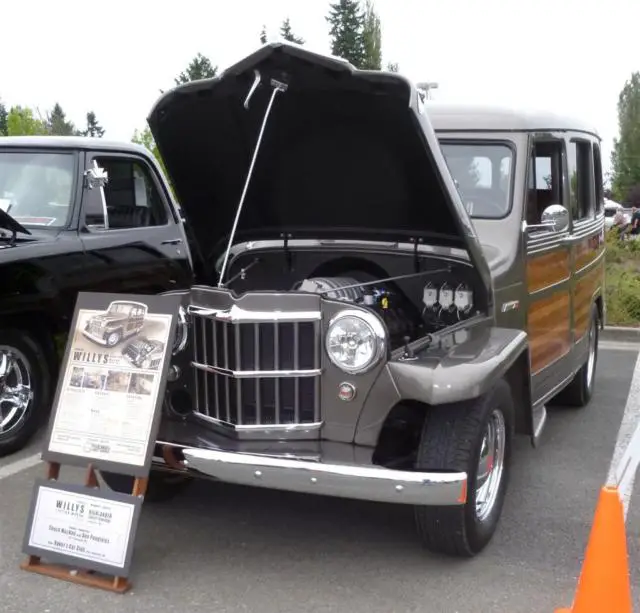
[217,69,289,287]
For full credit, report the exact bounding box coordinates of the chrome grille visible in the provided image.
[191,314,321,427]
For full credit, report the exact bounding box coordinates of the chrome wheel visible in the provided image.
[106,331,120,347]
[585,319,597,391]
[475,409,506,522]
[0,347,34,436]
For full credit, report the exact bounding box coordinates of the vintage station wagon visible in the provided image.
[99,43,605,557]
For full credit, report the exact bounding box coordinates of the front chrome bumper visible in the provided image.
[182,448,467,506]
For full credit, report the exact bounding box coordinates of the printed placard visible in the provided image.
[42,291,183,477]
[22,480,143,576]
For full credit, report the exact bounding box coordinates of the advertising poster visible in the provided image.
[22,480,143,576]
[43,292,182,477]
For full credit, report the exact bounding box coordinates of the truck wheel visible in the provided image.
[552,304,599,408]
[0,330,52,457]
[100,470,191,503]
[105,330,122,347]
[414,379,514,557]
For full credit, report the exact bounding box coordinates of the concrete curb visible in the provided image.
[601,326,640,342]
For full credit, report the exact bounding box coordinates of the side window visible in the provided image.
[525,140,564,226]
[83,156,169,230]
[593,142,604,215]
[567,139,595,222]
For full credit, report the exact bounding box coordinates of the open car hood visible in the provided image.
[147,43,491,290]
[0,208,31,236]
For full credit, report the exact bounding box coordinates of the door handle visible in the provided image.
[161,238,183,245]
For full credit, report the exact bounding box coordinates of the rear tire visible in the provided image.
[414,379,514,557]
[100,470,192,503]
[0,329,52,457]
[552,303,599,408]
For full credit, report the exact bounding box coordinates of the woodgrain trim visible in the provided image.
[573,260,604,342]
[527,250,570,293]
[573,233,605,272]
[527,291,571,375]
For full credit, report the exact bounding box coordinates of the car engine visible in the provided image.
[293,275,475,350]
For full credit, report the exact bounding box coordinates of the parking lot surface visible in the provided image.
[1,344,640,613]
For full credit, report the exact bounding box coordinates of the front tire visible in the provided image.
[100,470,192,503]
[414,379,514,557]
[0,329,52,457]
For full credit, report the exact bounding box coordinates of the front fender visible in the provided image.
[354,321,528,445]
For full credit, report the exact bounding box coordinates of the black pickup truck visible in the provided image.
[0,137,196,455]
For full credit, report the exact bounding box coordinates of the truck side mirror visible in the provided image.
[525,204,570,235]
[540,204,569,233]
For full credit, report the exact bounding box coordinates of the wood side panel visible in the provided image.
[527,291,571,374]
[527,250,570,293]
[574,233,605,271]
[573,260,604,341]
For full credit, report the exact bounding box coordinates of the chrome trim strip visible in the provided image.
[182,447,468,506]
[192,362,322,378]
[191,412,323,441]
[188,304,322,323]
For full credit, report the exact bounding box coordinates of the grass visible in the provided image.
[604,230,640,326]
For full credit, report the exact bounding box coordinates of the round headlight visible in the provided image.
[172,305,188,355]
[325,310,386,374]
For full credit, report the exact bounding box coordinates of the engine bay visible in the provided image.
[219,244,485,351]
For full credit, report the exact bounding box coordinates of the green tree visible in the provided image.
[175,53,217,86]
[280,18,304,44]
[326,0,366,68]
[6,106,48,136]
[46,103,75,135]
[0,98,7,136]
[80,111,105,137]
[361,0,381,70]
[132,126,169,181]
[260,25,268,44]
[611,72,640,203]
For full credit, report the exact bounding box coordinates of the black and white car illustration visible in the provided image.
[82,300,147,348]
[121,336,165,370]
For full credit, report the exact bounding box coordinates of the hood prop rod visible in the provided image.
[218,72,289,288]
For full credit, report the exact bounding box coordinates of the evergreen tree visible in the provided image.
[0,98,7,136]
[81,111,105,137]
[280,18,304,44]
[611,72,640,203]
[361,0,382,70]
[260,25,268,44]
[46,103,75,135]
[175,53,217,85]
[326,0,366,68]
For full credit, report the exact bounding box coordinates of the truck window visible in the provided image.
[593,142,604,215]
[84,156,169,229]
[567,139,595,222]
[0,151,75,228]
[525,140,564,225]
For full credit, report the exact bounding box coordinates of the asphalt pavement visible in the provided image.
[1,342,640,613]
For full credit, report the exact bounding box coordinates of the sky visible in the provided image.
[1,0,638,178]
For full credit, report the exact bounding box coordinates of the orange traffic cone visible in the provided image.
[556,485,633,613]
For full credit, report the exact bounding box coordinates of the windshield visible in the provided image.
[0,151,75,228]
[439,142,514,219]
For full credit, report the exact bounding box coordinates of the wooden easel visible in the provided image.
[20,460,148,594]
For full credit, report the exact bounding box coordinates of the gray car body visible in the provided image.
[140,44,603,507]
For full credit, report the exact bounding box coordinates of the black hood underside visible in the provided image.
[147,43,487,280]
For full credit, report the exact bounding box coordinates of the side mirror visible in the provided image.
[541,204,570,233]
[526,204,570,234]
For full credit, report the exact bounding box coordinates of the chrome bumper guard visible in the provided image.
[182,448,467,506]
